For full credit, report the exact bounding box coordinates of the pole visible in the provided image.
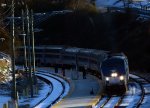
[21,9,27,74]
[26,6,33,97]
[75,53,79,79]
[11,0,17,101]
[30,9,36,84]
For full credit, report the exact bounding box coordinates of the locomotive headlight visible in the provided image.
[111,72,118,77]
[106,77,109,81]
[120,76,124,80]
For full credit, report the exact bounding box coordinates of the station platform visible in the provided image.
[52,70,103,108]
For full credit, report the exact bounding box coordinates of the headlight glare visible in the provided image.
[120,76,124,80]
[111,72,118,77]
[106,77,109,81]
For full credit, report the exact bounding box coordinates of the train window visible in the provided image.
[46,49,61,53]
[45,54,59,58]
[78,57,88,62]
[90,59,98,64]
[102,59,124,67]
[63,56,74,60]
[35,49,44,52]
[35,54,42,57]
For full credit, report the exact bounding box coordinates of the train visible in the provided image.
[101,53,129,93]
[16,45,129,93]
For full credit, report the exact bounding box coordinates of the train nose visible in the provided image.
[106,76,125,85]
[109,77,120,84]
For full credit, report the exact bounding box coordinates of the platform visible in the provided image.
[52,70,103,108]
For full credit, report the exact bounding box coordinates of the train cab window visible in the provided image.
[102,59,124,68]
[101,58,126,75]
[35,49,44,52]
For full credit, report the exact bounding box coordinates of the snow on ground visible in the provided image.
[104,96,121,108]
[36,71,70,105]
[94,97,108,108]
[125,82,142,108]
[34,73,64,108]
[144,84,150,94]
[46,73,70,101]
[140,94,150,108]
[129,74,140,79]
[95,81,143,108]
[19,80,51,107]
[130,73,150,108]
[0,76,51,107]
[96,0,124,7]
[120,74,150,108]
[0,96,11,108]
[0,67,69,107]
[96,0,150,9]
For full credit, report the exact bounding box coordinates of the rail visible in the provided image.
[129,74,150,108]
[94,74,148,108]
[33,75,53,107]
[35,71,69,107]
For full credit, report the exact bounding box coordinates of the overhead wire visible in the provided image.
[0,4,12,16]
[0,0,14,24]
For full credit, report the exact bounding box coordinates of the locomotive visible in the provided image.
[101,53,129,92]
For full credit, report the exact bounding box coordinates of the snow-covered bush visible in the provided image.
[0,57,11,83]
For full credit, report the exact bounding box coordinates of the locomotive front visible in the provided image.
[101,56,128,92]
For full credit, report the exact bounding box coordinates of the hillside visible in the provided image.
[36,10,150,72]
[0,0,149,72]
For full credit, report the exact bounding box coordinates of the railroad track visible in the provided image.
[128,75,145,108]
[37,70,70,101]
[33,75,53,108]
[33,71,69,108]
[94,95,124,108]
[94,74,150,108]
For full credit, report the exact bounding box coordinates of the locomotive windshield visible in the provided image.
[101,58,126,76]
[102,59,124,67]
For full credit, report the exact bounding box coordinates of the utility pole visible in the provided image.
[11,0,17,102]
[30,9,36,84]
[26,5,33,97]
[21,9,27,74]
